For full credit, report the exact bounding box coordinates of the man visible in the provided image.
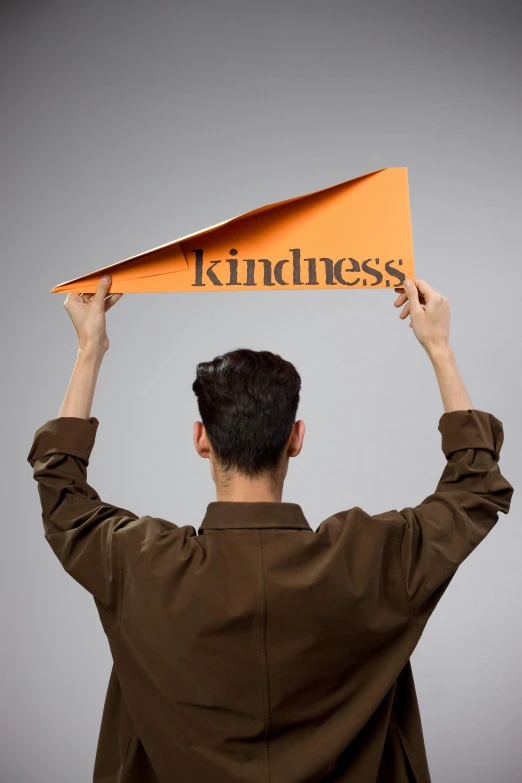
[27,276,513,783]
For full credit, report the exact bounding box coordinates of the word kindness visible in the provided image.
[190,248,406,288]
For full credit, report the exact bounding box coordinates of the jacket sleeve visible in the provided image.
[374,408,514,632]
[27,415,161,626]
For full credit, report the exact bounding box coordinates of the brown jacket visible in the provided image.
[27,408,513,783]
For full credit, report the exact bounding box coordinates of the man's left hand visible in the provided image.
[64,275,123,353]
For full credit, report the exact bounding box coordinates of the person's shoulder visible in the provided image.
[116,515,196,556]
[315,506,369,535]
[316,505,407,539]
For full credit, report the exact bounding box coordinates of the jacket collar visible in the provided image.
[199,501,312,532]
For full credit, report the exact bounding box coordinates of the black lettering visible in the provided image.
[319,258,337,286]
[258,259,275,286]
[206,259,223,286]
[334,257,360,286]
[191,248,205,286]
[362,258,383,286]
[274,259,289,285]
[289,248,304,285]
[304,258,318,286]
[385,259,406,286]
[225,258,239,285]
[243,259,256,286]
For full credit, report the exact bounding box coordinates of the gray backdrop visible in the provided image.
[2,2,521,781]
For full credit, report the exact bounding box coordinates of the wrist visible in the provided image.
[425,341,453,364]
[77,343,107,363]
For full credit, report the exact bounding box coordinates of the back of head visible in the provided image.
[192,348,301,478]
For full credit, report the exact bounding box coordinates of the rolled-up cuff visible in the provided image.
[438,409,504,460]
[27,416,100,466]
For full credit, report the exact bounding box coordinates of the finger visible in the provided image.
[104,293,123,311]
[413,279,439,303]
[65,292,86,307]
[396,281,427,305]
[93,275,112,306]
[394,292,407,307]
[399,302,410,319]
[402,279,423,313]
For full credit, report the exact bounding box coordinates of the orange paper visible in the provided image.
[50,167,414,294]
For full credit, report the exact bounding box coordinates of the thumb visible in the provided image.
[403,279,422,314]
[93,274,112,305]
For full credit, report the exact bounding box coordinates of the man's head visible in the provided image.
[192,348,305,500]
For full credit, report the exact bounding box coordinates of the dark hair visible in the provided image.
[192,348,301,478]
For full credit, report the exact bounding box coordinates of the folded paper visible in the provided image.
[50,167,414,294]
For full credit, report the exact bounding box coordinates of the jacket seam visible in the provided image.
[256,529,271,783]
[107,532,123,636]
[396,723,423,782]
[120,733,134,779]
[396,524,422,634]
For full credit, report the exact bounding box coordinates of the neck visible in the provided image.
[215,472,284,502]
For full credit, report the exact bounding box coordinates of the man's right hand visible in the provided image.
[394,279,451,356]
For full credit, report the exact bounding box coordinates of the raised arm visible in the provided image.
[27,276,175,633]
[395,278,472,413]
[376,279,515,632]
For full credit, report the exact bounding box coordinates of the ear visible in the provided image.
[193,421,211,459]
[287,420,305,458]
